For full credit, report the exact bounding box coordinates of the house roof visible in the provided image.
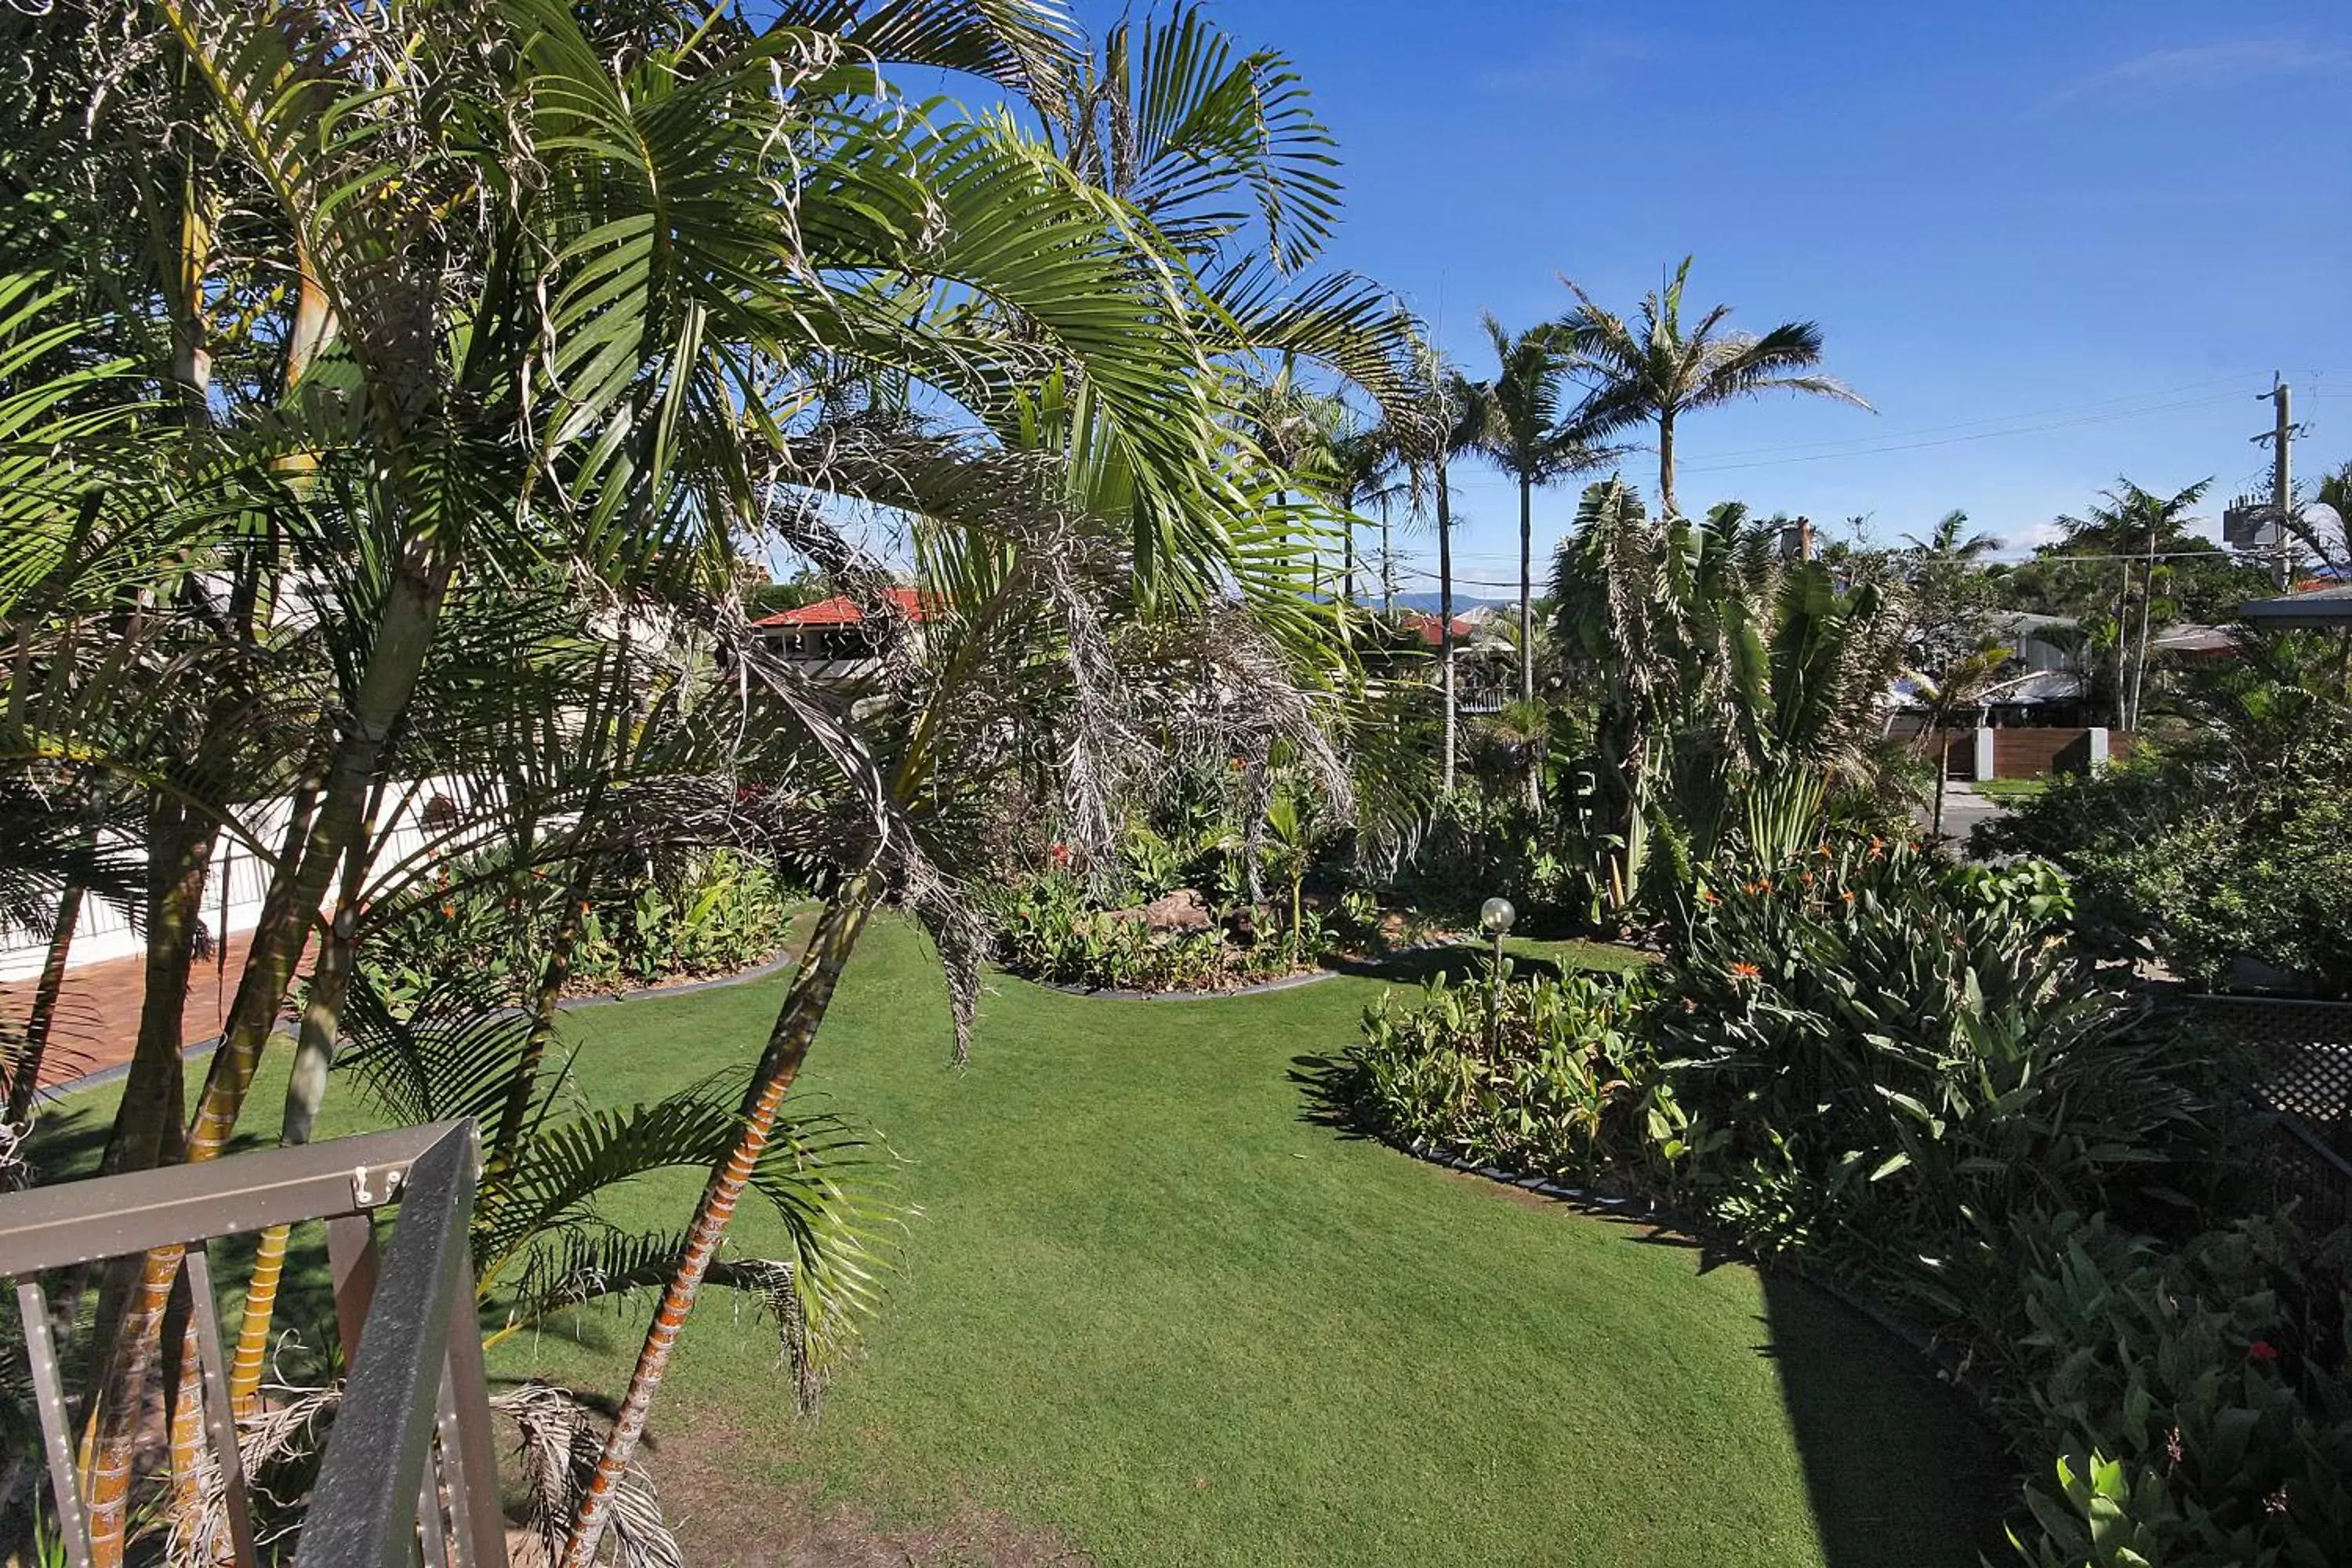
[753,586,932,630]
[2151,622,2238,656]
[1398,611,1476,647]
[2239,582,2352,629]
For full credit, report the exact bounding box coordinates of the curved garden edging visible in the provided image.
[1014,964,1347,1003]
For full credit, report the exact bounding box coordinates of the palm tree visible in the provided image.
[1911,640,2019,839]
[2055,478,2212,729]
[1469,311,1612,704]
[20,1,1313,1558]
[1900,509,2004,673]
[1324,414,1410,608]
[1399,338,1486,793]
[1903,509,2002,564]
[1561,256,1870,517]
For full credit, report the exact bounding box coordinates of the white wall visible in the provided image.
[0,776,485,983]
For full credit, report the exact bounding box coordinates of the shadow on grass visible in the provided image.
[1287,1065,2016,1565]
[1324,942,1568,987]
[1758,1269,2015,1568]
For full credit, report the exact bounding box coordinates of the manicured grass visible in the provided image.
[1971,777,2050,802]
[39,925,2012,1566]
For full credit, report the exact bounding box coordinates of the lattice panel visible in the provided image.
[2176,994,2352,1159]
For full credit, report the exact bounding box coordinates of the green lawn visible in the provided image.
[1970,777,2050,803]
[40,924,2013,1566]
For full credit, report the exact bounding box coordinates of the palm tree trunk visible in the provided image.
[82,548,449,1560]
[562,887,876,1568]
[1931,744,1950,839]
[1518,474,1534,704]
[5,876,85,1127]
[1657,412,1677,519]
[225,873,359,1414]
[75,801,209,1558]
[491,877,590,1176]
[1437,448,1457,794]
[1379,500,1394,615]
[2127,524,2158,731]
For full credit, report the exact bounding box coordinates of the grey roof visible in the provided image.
[2239,583,2352,628]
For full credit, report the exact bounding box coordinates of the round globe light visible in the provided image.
[1479,896,1516,937]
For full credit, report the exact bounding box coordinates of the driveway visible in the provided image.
[1921,782,2005,851]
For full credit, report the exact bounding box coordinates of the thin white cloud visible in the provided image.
[1477,31,1662,96]
[2051,38,2348,105]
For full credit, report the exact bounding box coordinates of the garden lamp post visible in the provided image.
[1479,896,1515,1048]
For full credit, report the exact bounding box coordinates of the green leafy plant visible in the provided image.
[1339,964,1664,1185]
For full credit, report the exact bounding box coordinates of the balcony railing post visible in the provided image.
[13,1278,93,1568]
[1,1121,495,1568]
[180,1243,260,1566]
[290,1123,479,1568]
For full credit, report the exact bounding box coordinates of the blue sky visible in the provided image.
[1228,1,2352,592]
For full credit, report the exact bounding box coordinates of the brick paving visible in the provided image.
[0,927,282,1091]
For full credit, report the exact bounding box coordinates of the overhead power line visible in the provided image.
[1685,373,2271,463]
[1681,392,2254,474]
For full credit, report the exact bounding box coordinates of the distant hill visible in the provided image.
[1384,590,1513,613]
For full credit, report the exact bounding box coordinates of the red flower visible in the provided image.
[1729,961,1761,982]
[1048,841,1071,867]
[1697,887,1720,906]
[2249,1339,2280,1364]
[439,903,455,919]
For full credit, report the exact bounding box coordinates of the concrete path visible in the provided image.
[1918,782,2005,851]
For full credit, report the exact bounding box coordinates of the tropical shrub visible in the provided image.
[1387,789,1604,931]
[366,850,799,1012]
[1661,840,2228,1283]
[1332,826,2351,1563]
[1342,964,1664,1183]
[989,864,1341,993]
[2002,1213,2352,1567]
[1980,641,2352,997]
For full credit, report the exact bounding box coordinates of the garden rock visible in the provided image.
[1141,887,1214,935]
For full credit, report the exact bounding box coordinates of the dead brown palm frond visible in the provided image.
[500,1381,681,1568]
[162,1379,339,1566]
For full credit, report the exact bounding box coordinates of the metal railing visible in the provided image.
[0,1121,503,1567]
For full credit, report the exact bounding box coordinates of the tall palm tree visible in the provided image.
[1903,508,2002,564]
[1560,256,1870,517]
[1324,412,1409,608]
[1469,311,1613,703]
[1399,338,1485,793]
[2056,478,2213,729]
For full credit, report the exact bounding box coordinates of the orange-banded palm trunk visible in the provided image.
[561,888,873,1567]
[82,547,448,1564]
[224,895,355,1412]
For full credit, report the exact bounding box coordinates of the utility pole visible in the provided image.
[2252,376,2303,589]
